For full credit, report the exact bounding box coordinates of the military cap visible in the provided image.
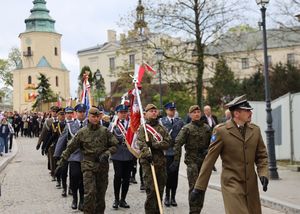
[50,106,59,112]
[88,107,101,115]
[65,106,74,113]
[57,108,65,115]
[74,103,87,112]
[145,104,158,112]
[189,105,201,113]
[115,104,129,112]
[164,102,176,110]
[225,95,253,111]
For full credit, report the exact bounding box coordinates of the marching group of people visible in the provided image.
[34,94,269,214]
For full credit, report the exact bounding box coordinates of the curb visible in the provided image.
[208,183,300,214]
[0,139,19,173]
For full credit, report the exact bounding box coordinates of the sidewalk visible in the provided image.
[0,138,18,173]
[196,158,300,214]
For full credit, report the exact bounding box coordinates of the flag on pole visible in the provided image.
[81,72,91,115]
[134,63,157,87]
[57,95,62,107]
[125,88,141,155]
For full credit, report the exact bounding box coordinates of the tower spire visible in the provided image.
[24,0,56,32]
[134,0,147,35]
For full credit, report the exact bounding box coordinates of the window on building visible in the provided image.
[28,75,32,84]
[27,46,32,56]
[55,76,59,87]
[129,54,135,67]
[287,53,295,65]
[268,55,272,67]
[241,58,249,69]
[109,57,115,70]
[54,47,58,56]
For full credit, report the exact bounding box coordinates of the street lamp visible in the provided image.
[155,48,164,112]
[257,0,279,180]
[94,69,102,105]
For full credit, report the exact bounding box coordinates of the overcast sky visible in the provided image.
[0,0,281,97]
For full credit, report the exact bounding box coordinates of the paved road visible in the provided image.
[0,137,283,214]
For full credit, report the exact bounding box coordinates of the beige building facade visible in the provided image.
[13,0,70,112]
[204,28,300,82]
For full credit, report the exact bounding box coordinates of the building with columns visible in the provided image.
[13,0,70,112]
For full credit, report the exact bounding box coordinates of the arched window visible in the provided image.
[54,47,58,56]
[28,75,32,84]
[55,76,59,87]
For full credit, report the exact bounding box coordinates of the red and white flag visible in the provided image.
[134,63,156,87]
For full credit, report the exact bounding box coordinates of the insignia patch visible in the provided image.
[210,134,217,143]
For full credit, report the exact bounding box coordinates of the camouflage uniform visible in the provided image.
[60,123,118,214]
[174,120,211,214]
[137,118,171,214]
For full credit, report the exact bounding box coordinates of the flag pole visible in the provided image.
[133,75,164,214]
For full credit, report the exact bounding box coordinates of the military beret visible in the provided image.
[189,105,200,113]
[88,107,101,115]
[164,102,176,110]
[74,104,87,112]
[145,104,158,112]
[50,106,59,112]
[225,95,253,111]
[115,104,128,112]
[65,106,74,113]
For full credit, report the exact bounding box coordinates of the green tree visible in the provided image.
[207,58,240,107]
[78,66,93,88]
[270,62,300,99]
[240,70,265,101]
[0,47,22,87]
[32,73,56,109]
[144,0,243,107]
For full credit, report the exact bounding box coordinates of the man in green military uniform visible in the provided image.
[57,107,118,214]
[137,104,171,214]
[170,105,211,214]
[191,95,269,214]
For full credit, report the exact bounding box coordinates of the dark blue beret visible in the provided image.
[74,104,87,112]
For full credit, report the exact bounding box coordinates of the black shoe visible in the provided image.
[56,181,61,189]
[130,177,137,184]
[62,189,67,197]
[140,183,145,191]
[213,166,217,171]
[112,200,119,209]
[51,176,56,181]
[71,199,77,210]
[119,199,130,208]
[68,188,73,195]
[171,198,177,207]
[164,197,171,207]
[78,200,84,211]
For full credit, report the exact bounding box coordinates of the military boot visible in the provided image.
[164,188,171,207]
[112,199,119,209]
[78,196,84,211]
[130,176,137,184]
[171,189,177,206]
[61,182,67,197]
[56,180,61,189]
[71,196,77,210]
[119,199,130,208]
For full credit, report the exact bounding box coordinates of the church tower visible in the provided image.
[13,0,70,111]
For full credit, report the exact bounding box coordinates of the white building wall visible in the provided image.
[249,93,300,161]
